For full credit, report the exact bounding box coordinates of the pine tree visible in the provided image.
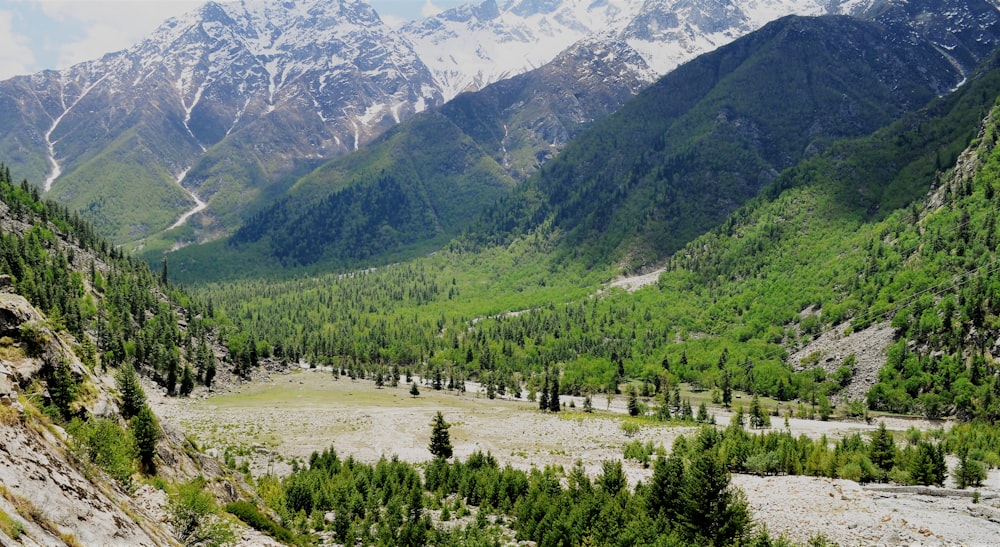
[679,451,750,546]
[749,394,766,429]
[428,411,453,459]
[548,373,560,412]
[910,441,946,486]
[954,447,987,489]
[179,365,194,397]
[627,387,640,417]
[868,421,896,480]
[131,405,160,473]
[681,398,694,421]
[432,367,443,390]
[648,452,685,526]
[204,360,216,388]
[115,361,146,419]
[160,257,168,286]
[410,381,420,398]
[721,370,733,408]
[697,401,710,423]
[46,358,78,420]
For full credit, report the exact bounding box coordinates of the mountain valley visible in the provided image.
[3,0,1000,545]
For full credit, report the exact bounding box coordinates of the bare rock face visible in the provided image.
[0,294,175,546]
[0,293,49,385]
[0,424,170,546]
[0,292,44,336]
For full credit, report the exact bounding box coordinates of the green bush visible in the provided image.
[67,417,136,492]
[225,501,296,544]
[171,478,235,547]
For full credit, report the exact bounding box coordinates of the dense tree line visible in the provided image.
[256,414,984,546]
[257,424,779,547]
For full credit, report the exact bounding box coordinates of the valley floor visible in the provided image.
[151,368,1000,546]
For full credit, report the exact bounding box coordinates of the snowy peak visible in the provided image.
[404,0,863,100]
[403,0,639,100]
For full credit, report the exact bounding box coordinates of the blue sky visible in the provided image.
[0,0,470,80]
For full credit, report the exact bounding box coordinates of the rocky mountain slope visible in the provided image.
[173,0,1000,278]
[0,167,281,545]
[0,0,887,250]
[0,0,440,245]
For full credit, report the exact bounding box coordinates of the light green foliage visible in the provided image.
[67,417,136,491]
[620,420,641,437]
[953,447,987,489]
[171,478,235,547]
[50,139,191,244]
[623,439,657,467]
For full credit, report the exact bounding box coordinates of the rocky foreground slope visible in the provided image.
[0,187,273,545]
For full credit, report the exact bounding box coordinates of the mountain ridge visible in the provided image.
[0,0,891,249]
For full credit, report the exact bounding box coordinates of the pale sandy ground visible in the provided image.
[152,369,1000,546]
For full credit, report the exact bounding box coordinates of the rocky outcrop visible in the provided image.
[0,288,250,545]
[0,422,172,546]
[0,294,171,545]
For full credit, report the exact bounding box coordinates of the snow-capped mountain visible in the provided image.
[0,0,441,242]
[403,0,871,102]
[0,0,997,247]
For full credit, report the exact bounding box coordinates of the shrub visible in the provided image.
[171,479,235,547]
[66,417,136,491]
[225,501,296,544]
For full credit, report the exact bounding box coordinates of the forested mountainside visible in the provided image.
[0,0,857,251]
[462,14,970,271]
[184,12,987,279]
[208,37,649,271]
[192,38,1000,426]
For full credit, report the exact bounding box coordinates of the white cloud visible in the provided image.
[37,1,204,69]
[0,10,37,78]
[421,0,443,18]
[378,12,404,28]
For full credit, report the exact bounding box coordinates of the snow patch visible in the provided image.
[44,74,109,192]
[168,168,208,230]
